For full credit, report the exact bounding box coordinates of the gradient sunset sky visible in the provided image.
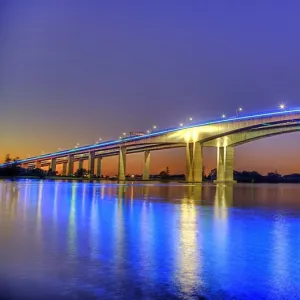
[1,1,300,175]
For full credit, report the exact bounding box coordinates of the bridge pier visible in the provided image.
[78,159,84,170]
[50,158,56,172]
[22,163,28,169]
[35,161,41,169]
[96,157,102,177]
[214,146,236,184]
[142,150,151,180]
[62,162,67,176]
[185,142,202,183]
[118,147,126,181]
[88,152,95,176]
[68,155,74,175]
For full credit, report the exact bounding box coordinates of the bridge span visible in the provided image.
[2,108,300,183]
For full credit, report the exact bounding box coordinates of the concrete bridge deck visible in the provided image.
[2,108,300,182]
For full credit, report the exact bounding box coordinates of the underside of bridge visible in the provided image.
[6,110,300,183]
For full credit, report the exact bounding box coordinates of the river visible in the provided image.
[0,179,300,299]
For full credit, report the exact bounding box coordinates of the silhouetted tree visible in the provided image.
[4,154,12,163]
[159,170,170,180]
[0,154,21,177]
[32,168,46,179]
[207,168,217,181]
[47,168,57,176]
[166,166,170,175]
[75,168,87,177]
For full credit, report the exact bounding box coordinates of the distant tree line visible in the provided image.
[206,169,300,183]
[2,156,300,183]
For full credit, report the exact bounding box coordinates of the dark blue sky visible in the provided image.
[1,1,300,174]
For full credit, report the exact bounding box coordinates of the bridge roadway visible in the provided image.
[2,108,300,182]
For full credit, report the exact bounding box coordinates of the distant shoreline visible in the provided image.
[1,176,300,184]
[0,176,182,183]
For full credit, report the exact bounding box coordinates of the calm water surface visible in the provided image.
[1,180,300,299]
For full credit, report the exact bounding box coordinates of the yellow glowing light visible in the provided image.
[184,131,191,142]
[192,130,198,142]
[180,123,183,127]
[146,130,150,133]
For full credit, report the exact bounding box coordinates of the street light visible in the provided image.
[179,123,183,127]
[236,107,242,116]
[146,130,150,134]
[153,125,157,129]
[123,132,126,136]
[96,137,102,144]
[279,103,285,110]
[221,114,226,118]
[183,117,193,125]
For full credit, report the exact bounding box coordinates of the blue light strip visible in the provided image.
[1,107,300,167]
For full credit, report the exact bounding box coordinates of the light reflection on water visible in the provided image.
[0,180,300,299]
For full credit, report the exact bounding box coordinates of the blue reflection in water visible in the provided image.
[1,180,300,299]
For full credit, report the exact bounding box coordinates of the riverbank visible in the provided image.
[0,175,185,183]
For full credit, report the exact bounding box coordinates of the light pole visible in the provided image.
[185,117,193,126]
[179,117,192,127]
[236,107,242,116]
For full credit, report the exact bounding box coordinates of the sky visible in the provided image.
[1,1,300,175]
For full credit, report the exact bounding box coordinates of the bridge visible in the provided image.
[2,108,300,183]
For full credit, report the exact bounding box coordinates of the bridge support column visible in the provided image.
[78,159,84,170]
[118,147,126,181]
[50,158,56,172]
[22,163,28,169]
[35,161,41,169]
[62,162,67,176]
[142,150,151,180]
[68,155,74,175]
[186,142,203,183]
[88,152,95,176]
[96,157,102,177]
[214,146,236,184]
